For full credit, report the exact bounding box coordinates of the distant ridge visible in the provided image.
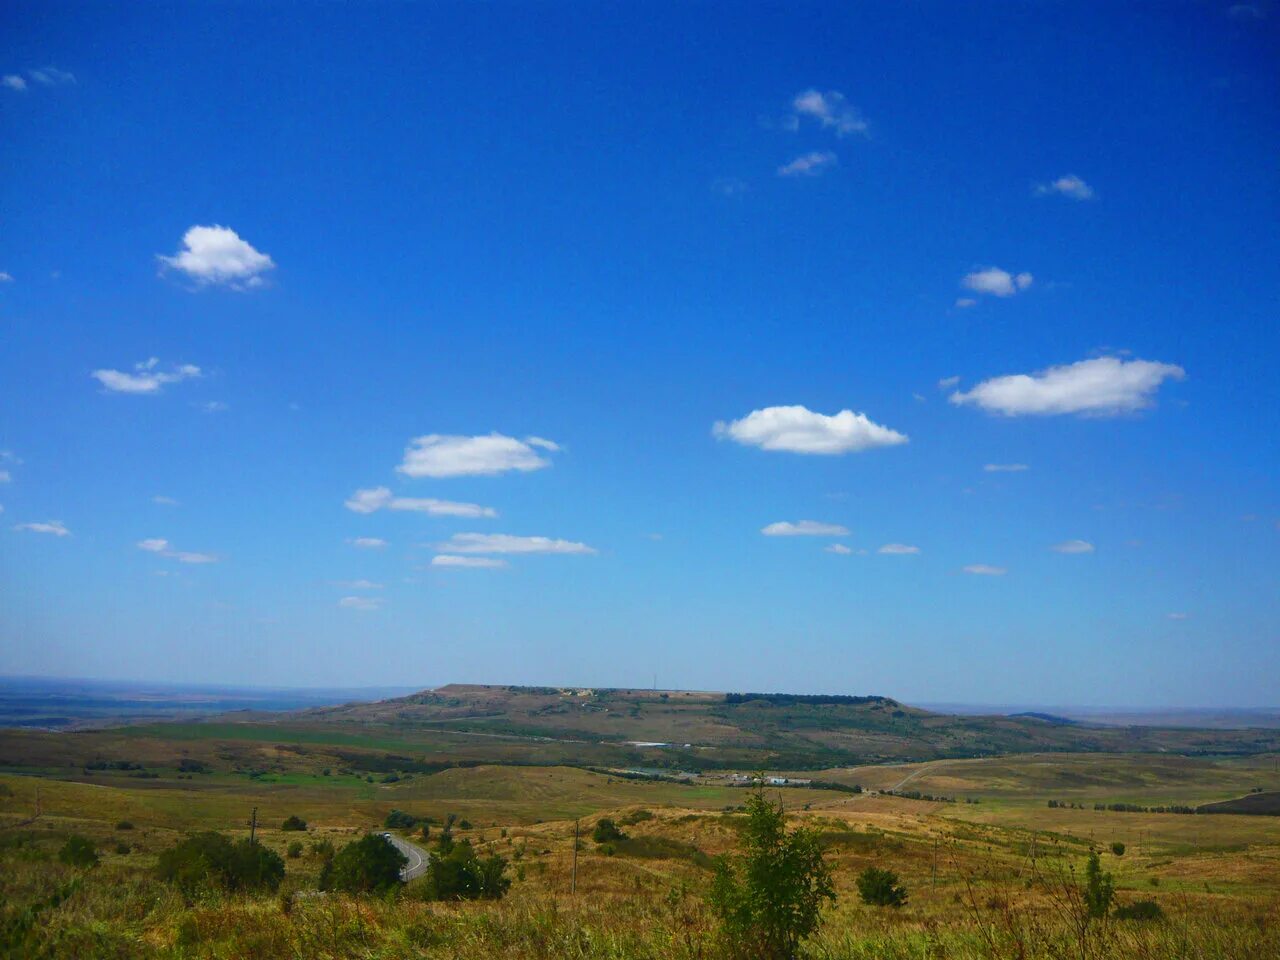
[1008,712,1077,726]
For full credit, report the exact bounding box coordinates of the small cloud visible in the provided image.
[0,470,9,483]
[1051,539,1095,554]
[983,463,1029,473]
[714,404,907,455]
[712,177,749,197]
[1228,3,1266,20]
[158,225,275,289]
[0,271,12,282]
[937,376,960,390]
[778,151,837,177]
[199,400,229,413]
[645,533,664,541]
[790,89,868,137]
[761,520,850,537]
[348,537,388,549]
[431,555,509,569]
[339,595,383,611]
[963,564,1006,576]
[950,356,1185,417]
[28,66,75,86]
[912,392,926,403]
[3,75,26,91]
[434,533,596,555]
[398,433,558,478]
[333,579,384,590]
[152,495,179,506]
[878,543,920,555]
[14,520,69,537]
[1167,612,1190,620]
[825,543,853,555]
[91,358,201,395]
[136,537,217,563]
[954,297,977,309]
[1035,174,1094,200]
[345,486,497,518]
[961,267,1033,298]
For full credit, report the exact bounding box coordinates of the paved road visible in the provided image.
[383,832,430,881]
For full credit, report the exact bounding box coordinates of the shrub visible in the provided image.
[708,785,835,959]
[114,842,131,855]
[319,834,406,894]
[287,841,303,859]
[420,840,510,901]
[115,821,134,831]
[1083,851,1115,919]
[592,818,625,844]
[310,839,335,860]
[1114,899,1164,921]
[856,866,907,907]
[281,815,307,832]
[58,835,99,868]
[1111,841,1126,857]
[156,832,285,894]
[384,809,420,830]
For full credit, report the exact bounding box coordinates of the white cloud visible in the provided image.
[825,543,853,555]
[1051,539,1095,554]
[397,433,558,478]
[983,463,1029,473]
[961,267,1034,298]
[136,537,217,563]
[333,579,384,589]
[761,520,850,537]
[1166,611,1190,621]
[435,533,596,555]
[344,486,497,518]
[778,151,838,177]
[348,537,388,549]
[431,554,509,569]
[91,358,201,395]
[158,225,275,289]
[28,66,75,86]
[714,404,907,455]
[963,564,1007,576]
[14,520,69,537]
[152,495,179,506]
[0,272,12,282]
[199,400,229,413]
[0,470,9,483]
[1036,174,1094,200]
[712,177,749,197]
[954,297,977,309]
[339,595,383,611]
[791,89,868,137]
[950,356,1186,417]
[3,75,26,91]
[878,543,920,555]
[937,376,960,390]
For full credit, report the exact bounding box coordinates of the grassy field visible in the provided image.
[2,720,1278,958]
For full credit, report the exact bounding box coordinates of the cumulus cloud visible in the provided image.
[878,543,920,555]
[791,89,868,136]
[778,151,837,177]
[949,356,1186,417]
[434,533,596,555]
[158,225,275,289]
[348,537,388,549]
[961,267,1033,298]
[714,404,907,455]
[2,75,25,92]
[136,538,217,564]
[1051,539,1095,554]
[963,564,1007,576]
[398,433,558,478]
[1036,174,1094,200]
[91,358,201,395]
[14,520,69,536]
[344,486,497,518]
[761,520,850,537]
[339,595,383,611]
[431,555,509,569]
[825,543,853,555]
[984,463,1029,473]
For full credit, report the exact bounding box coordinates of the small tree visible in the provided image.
[58,835,99,868]
[420,840,511,901]
[1083,851,1115,919]
[856,866,908,907]
[708,785,835,960]
[592,818,625,844]
[1110,841,1126,857]
[156,832,284,894]
[319,834,407,894]
[281,815,307,832]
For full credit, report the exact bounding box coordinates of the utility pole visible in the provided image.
[931,838,938,888]
[571,819,579,895]
[249,806,258,844]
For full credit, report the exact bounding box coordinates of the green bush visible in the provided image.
[708,786,835,959]
[1114,899,1164,921]
[287,841,304,859]
[1111,841,1126,857]
[156,832,284,894]
[420,840,510,901]
[856,866,907,907]
[115,821,134,831]
[1083,851,1115,919]
[310,838,335,860]
[592,818,625,844]
[319,834,407,894]
[384,809,421,830]
[281,815,307,832]
[58,835,99,868]
[114,842,131,855]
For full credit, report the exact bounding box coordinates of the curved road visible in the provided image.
[383,832,431,881]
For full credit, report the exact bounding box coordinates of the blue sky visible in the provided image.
[2,2,1277,706]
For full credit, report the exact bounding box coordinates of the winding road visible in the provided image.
[383,832,431,881]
